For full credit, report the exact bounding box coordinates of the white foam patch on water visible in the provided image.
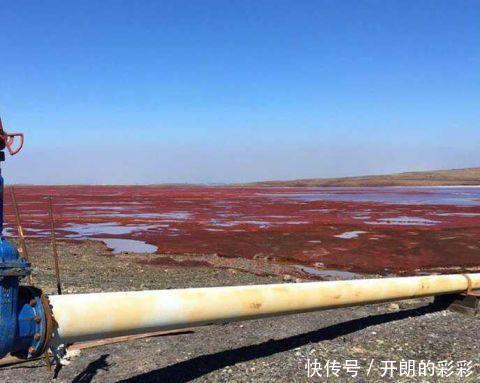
[217,213,242,218]
[239,220,271,228]
[434,212,480,217]
[210,220,271,228]
[149,212,192,220]
[64,222,155,237]
[209,219,239,227]
[77,209,193,220]
[77,206,128,211]
[366,216,440,226]
[94,212,193,220]
[210,218,309,228]
[93,238,158,254]
[1,227,14,237]
[334,231,366,239]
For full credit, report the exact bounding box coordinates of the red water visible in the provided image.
[4,186,480,274]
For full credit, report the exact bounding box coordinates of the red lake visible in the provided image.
[4,185,480,275]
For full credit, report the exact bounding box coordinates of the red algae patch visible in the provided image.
[3,185,480,275]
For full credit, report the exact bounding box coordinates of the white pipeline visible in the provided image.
[48,273,480,345]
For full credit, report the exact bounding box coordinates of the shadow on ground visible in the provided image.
[114,302,445,383]
[71,354,110,383]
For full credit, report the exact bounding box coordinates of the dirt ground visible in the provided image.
[0,239,479,382]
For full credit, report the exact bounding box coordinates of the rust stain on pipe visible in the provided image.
[48,273,480,345]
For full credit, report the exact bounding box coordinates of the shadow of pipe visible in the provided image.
[70,354,110,383]
[117,302,445,383]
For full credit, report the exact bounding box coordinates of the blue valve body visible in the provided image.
[0,171,47,359]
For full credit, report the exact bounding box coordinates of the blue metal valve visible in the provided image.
[0,138,50,359]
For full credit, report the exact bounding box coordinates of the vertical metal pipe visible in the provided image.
[9,186,32,285]
[47,196,62,295]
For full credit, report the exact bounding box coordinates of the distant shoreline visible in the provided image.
[6,167,480,188]
[6,183,480,189]
[248,167,480,187]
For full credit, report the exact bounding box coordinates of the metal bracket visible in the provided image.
[433,292,480,317]
[448,293,480,317]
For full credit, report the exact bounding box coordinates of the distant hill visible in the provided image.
[251,167,480,187]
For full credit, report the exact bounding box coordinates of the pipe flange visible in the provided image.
[11,286,54,359]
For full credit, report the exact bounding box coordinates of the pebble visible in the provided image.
[387,303,400,311]
[283,274,293,282]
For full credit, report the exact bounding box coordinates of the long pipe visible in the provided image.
[47,273,480,345]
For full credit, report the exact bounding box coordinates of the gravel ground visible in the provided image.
[0,239,479,382]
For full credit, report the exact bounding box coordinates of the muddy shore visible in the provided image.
[0,239,479,383]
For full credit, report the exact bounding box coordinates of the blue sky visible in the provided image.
[1,0,479,184]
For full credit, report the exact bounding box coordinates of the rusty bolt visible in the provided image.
[34,333,41,340]
[29,299,36,307]
[34,315,41,323]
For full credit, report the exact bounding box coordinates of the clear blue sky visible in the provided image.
[1,0,479,184]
